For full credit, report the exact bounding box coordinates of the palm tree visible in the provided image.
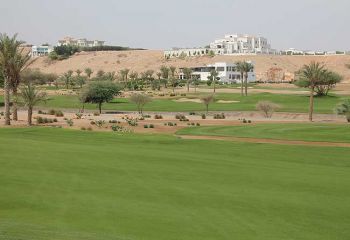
[182,67,193,92]
[84,68,93,79]
[208,69,219,93]
[9,51,31,121]
[0,33,23,125]
[18,83,47,126]
[235,61,245,96]
[296,61,325,121]
[241,61,254,96]
[201,95,214,113]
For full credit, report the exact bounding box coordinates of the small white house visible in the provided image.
[31,45,53,57]
[179,62,256,84]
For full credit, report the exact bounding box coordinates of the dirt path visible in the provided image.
[178,135,350,148]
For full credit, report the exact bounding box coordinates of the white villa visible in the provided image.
[31,45,54,57]
[57,37,105,47]
[179,62,256,84]
[210,34,274,55]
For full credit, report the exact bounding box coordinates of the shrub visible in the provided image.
[143,124,149,128]
[154,114,163,119]
[196,123,200,126]
[55,110,64,117]
[93,112,100,116]
[213,113,225,119]
[48,109,56,115]
[53,118,58,122]
[109,120,120,124]
[66,119,74,126]
[201,114,206,119]
[81,127,86,131]
[169,93,176,97]
[95,120,105,127]
[38,110,44,114]
[189,112,196,115]
[87,127,93,131]
[90,121,96,125]
[149,124,154,128]
[75,113,83,119]
[125,118,138,126]
[256,101,279,118]
[180,93,186,96]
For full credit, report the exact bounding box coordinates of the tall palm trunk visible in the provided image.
[240,72,244,96]
[27,107,33,126]
[4,76,11,125]
[12,88,18,121]
[213,78,216,93]
[244,73,248,96]
[187,80,190,92]
[309,86,315,121]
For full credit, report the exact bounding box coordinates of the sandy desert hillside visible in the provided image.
[29,50,350,84]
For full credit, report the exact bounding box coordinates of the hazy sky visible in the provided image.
[1,0,349,51]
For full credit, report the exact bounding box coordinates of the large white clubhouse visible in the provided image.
[179,62,256,84]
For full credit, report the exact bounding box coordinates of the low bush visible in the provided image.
[144,124,149,128]
[81,127,86,131]
[90,121,96,125]
[213,113,225,119]
[256,101,279,118]
[154,114,163,119]
[55,110,64,117]
[93,112,100,116]
[66,119,74,126]
[109,120,120,124]
[75,113,83,119]
[36,116,55,124]
[95,120,105,127]
[201,114,206,119]
[189,112,196,115]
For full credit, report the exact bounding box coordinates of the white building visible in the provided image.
[57,37,105,47]
[179,62,256,84]
[31,45,54,57]
[210,34,274,55]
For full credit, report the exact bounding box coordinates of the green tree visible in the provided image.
[62,70,73,89]
[182,67,193,92]
[84,68,93,79]
[160,66,170,88]
[129,93,152,114]
[295,61,325,121]
[335,99,350,122]
[83,81,122,113]
[0,33,24,125]
[75,75,87,88]
[18,83,47,126]
[315,70,342,96]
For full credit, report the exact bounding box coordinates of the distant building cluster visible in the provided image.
[164,34,275,58]
[31,36,105,58]
[164,33,348,58]
[57,37,105,48]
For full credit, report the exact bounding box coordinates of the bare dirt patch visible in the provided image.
[179,135,350,148]
[173,98,202,103]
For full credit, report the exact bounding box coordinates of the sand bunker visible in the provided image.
[217,100,240,104]
[173,98,202,103]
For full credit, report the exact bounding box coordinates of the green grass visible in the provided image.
[1,92,347,113]
[177,123,350,142]
[0,128,350,240]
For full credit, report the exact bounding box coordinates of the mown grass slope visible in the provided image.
[0,128,349,239]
